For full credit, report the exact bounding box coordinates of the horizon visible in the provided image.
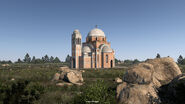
[0,0,185,62]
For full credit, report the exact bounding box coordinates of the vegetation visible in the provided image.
[73,80,116,104]
[1,54,185,104]
[156,53,161,58]
[0,63,126,104]
[177,55,185,65]
[13,53,62,64]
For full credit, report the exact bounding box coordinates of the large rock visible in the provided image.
[117,83,159,104]
[123,63,154,84]
[65,71,83,84]
[56,82,73,86]
[159,74,185,104]
[117,57,182,104]
[52,73,60,81]
[115,77,123,83]
[146,57,182,87]
[58,66,71,72]
[53,67,84,85]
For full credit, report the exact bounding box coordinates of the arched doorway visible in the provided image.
[73,58,75,68]
[110,60,113,68]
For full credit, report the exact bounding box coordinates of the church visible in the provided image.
[71,27,115,69]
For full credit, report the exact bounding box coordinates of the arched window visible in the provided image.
[106,55,108,63]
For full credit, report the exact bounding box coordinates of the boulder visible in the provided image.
[115,77,123,83]
[52,73,60,81]
[11,78,15,81]
[2,64,10,67]
[53,67,84,85]
[146,57,182,87]
[64,71,83,84]
[80,70,85,73]
[159,74,185,104]
[117,57,182,104]
[56,82,73,86]
[116,82,127,98]
[117,83,159,104]
[58,66,70,72]
[123,63,154,84]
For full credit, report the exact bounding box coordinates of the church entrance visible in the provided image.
[110,60,113,68]
[73,58,75,68]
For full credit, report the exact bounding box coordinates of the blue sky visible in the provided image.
[0,0,185,62]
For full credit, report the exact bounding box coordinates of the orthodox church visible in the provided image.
[71,27,115,69]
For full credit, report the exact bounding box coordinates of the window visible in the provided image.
[106,55,108,63]
[76,38,81,44]
[88,53,91,56]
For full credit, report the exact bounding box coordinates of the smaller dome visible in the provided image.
[102,46,112,53]
[73,29,80,34]
[88,28,105,37]
[82,46,91,53]
[72,29,81,38]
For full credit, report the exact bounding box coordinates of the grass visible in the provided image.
[0,64,127,104]
[1,63,184,104]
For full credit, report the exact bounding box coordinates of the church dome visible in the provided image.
[82,46,91,53]
[102,46,112,53]
[88,28,105,37]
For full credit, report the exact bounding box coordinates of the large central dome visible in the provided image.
[88,28,105,37]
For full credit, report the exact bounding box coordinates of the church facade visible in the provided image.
[71,28,115,69]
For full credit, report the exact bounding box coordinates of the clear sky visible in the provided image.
[0,0,185,62]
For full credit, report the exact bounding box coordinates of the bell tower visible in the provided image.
[71,29,82,69]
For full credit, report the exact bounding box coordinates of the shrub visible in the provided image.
[73,80,116,104]
[2,80,45,104]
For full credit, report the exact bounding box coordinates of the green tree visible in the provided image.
[35,58,43,64]
[133,59,140,64]
[156,53,161,58]
[43,55,50,63]
[115,58,121,64]
[53,57,61,63]
[41,57,45,63]
[50,56,54,63]
[0,60,12,64]
[24,53,31,63]
[65,54,71,63]
[177,55,185,65]
[31,56,36,64]
[177,55,183,64]
[16,58,22,63]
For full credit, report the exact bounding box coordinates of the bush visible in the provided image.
[73,80,116,104]
[1,80,45,104]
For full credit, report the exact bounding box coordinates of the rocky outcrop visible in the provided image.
[123,63,154,84]
[147,57,181,88]
[65,71,83,84]
[53,67,84,86]
[159,74,185,104]
[115,77,123,83]
[117,57,182,104]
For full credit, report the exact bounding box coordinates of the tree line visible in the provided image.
[177,55,185,65]
[0,53,62,64]
[1,53,185,65]
[16,53,62,64]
